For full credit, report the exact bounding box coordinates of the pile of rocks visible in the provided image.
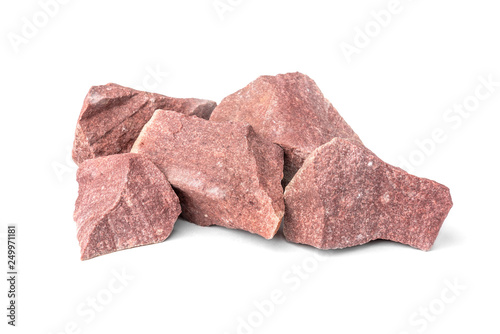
[72,73,452,260]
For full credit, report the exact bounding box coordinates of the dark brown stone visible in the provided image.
[72,83,217,165]
[131,110,285,239]
[283,138,453,251]
[210,72,362,184]
[74,153,181,260]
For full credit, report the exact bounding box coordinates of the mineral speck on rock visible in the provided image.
[210,72,362,184]
[74,153,181,260]
[131,109,285,239]
[72,83,217,165]
[283,138,453,251]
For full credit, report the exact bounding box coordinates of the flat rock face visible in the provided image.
[131,110,285,239]
[72,83,217,165]
[210,72,362,184]
[283,138,453,251]
[74,153,181,260]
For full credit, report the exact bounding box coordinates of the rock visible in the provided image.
[283,138,453,251]
[74,153,181,260]
[210,72,362,184]
[131,110,285,239]
[72,83,217,165]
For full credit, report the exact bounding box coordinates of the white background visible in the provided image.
[1,1,499,333]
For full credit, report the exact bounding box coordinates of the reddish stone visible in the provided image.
[131,110,284,239]
[74,153,181,260]
[72,83,217,165]
[283,138,453,251]
[210,72,362,184]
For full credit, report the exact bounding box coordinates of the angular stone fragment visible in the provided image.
[74,153,181,260]
[131,110,285,239]
[283,138,453,251]
[72,83,217,165]
[210,72,362,184]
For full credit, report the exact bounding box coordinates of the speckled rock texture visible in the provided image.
[72,83,217,165]
[74,153,181,260]
[283,138,453,251]
[131,109,285,239]
[210,72,362,185]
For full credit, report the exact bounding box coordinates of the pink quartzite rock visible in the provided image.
[72,83,217,165]
[131,110,285,239]
[283,138,453,251]
[210,72,362,184]
[74,153,181,260]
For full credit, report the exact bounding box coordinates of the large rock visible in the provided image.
[72,83,217,165]
[74,153,181,260]
[210,72,361,184]
[131,110,285,239]
[283,138,453,251]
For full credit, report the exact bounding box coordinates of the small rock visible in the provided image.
[72,83,217,165]
[74,153,181,260]
[131,110,285,239]
[210,72,361,184]
[283,138,453,251]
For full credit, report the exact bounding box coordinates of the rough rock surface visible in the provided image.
[74,153,181,260]
[72,83,217,165]
[283,138,453,251]
[210,72,362,184]
[131,110,285,239]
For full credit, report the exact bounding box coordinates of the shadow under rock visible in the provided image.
[430,227,461,251]
[164,217,297,252]
[164,217,201,242]
[165,217,458,255]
